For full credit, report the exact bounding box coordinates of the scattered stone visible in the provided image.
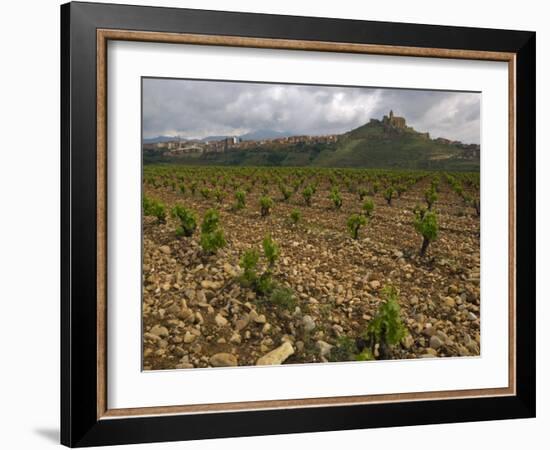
[183,331,196,344]
[142,172,481,370]
[435,330,448,342]
[230,332,242,344]
[196,290,207,304]
[444,296,456,308]
[179,308,194,322]
[422,324,435,337]
[369,280,381,290]
[194,311,204,325]
[215,314,228,327]
[201,280,221,290]
[143,332,161,343]
[316,340,333,358]
[466,339,479,353]
[223,263,238,277]
[210,353,238,367]
[159,245,172,255]
[302,315,316,332]
[429,335,444,350]
[175,363,194,369]
[166,303,180,316]
[401,334,414,349]
[184,289,196,302]
[256,342,294,365]
[250,310,266,324]
[149,325,169,338]
[332,324,344,336]
[281,334,294,344]
[235,314,250,331]
[448,285,459,294]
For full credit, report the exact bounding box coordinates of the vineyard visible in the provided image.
[142,165,480,370]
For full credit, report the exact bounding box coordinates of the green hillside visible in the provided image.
[312,121,479,171]
[145,120,479,171]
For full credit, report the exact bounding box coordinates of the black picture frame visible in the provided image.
[61,1,536,447]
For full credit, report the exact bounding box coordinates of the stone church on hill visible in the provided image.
[382,110,407,129]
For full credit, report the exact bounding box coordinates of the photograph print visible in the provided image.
[141,78,481,371]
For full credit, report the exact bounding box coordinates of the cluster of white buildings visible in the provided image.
[144,133,339,156]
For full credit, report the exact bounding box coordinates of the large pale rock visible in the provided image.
[256,342,294,365]
[209,353,238,367]
[183,331,196,344]
[201,280,221,290]
[149,325,169,338]
[249,309,266,324]
[215,314,228,326]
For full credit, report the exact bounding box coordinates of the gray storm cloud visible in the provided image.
[142,78,480,144]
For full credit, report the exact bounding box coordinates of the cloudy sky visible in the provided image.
[143,78,480,144]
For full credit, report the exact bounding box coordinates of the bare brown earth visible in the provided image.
[142,172,480,370]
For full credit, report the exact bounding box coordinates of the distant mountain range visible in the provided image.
[143,135,176,144]
[144,129,296,145]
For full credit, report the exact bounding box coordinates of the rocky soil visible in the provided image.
[142,173,480,370]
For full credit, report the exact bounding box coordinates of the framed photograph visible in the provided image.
[61,1,536,447]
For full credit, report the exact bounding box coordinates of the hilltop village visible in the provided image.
[146,133,340,156]
[143,111,480,158]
